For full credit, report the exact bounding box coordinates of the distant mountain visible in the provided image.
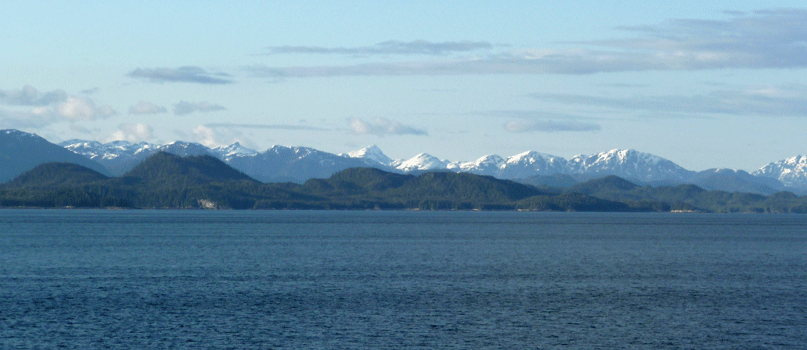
[691,169,785,195]
[516,173,578,189]
[0,130,110,183]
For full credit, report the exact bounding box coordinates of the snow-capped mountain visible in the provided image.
[498,151,568,179]
[568,149,694,182]
[211,142,259,159]
[393,153,451,172]
[753,155,807,188]
[340,145,394,166]
[455,154,507,176]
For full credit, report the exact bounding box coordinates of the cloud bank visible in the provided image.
[249,10,807,78]
[128,66,233,84]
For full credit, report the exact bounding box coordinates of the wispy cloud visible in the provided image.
[263,40,494,56]
[504,120,602,133]
[173,101,226,115]
[0,108,57,129]
[106,123,154,143]
[129,101,167,115]
[0,85,67,106]
[474,110,602,133]
[348,117,427,136]
[531,84,807,117]
[128,66,233,84]
[206,122,331,131]
[248,10,807,78]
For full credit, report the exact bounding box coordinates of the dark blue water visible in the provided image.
[1,210,805,349]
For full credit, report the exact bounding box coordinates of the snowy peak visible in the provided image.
[342,145,394,166]
[2,129,42,141]
[753,155,807,187]
[506,151,563,165]
[570,149,660,167]
[264,145,318,158]
[568,149,692,182]
[457,154,506,171]
[496,151,568,179]
[394,153,449,172]
[212,142,258,158]
[160,141,212,156]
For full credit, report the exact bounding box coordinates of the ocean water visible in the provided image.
[0,210,805,349]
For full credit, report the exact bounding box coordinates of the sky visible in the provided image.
[3,1,807,171]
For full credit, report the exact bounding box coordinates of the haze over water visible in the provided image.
[1,210,805,348]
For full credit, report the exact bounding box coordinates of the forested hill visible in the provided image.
[1,152,807,212]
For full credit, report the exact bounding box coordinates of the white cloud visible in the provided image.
[192,125,257,149]
[57,96,116,121]
[129,101,167,114]
[106,123,154,143]
[348,117,427,136]
[192,125,218,147]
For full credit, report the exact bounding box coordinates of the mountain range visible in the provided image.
[2,129,806,195]
[4,151,807,213]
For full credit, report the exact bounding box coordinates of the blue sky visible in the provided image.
[3,1,807,171]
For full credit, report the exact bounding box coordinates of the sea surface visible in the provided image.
[0,210,805,349]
